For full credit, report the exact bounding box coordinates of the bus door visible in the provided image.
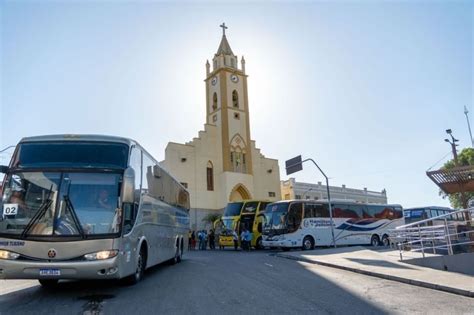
[239,214,254,235]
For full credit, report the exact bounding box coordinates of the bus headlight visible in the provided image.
[84,250,118,261]
[0,250,20,260]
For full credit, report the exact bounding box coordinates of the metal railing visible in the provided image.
[390,208,474,260]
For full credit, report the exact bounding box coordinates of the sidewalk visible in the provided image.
[276,246,474,298]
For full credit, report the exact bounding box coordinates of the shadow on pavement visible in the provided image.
[0,251,390,314]
[345,257,417,270]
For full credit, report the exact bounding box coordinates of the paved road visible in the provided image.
[0,250,472,314]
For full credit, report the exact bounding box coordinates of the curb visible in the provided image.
[276,253,474,298]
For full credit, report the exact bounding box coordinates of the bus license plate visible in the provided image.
[39,269,61,276]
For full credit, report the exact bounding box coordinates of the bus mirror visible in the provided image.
[153,165,162,178]
[122,167,135,204]
[0,165,8,174]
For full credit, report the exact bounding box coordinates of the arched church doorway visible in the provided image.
[229,184,251,201]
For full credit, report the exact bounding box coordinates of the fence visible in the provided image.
[390,208,474,260]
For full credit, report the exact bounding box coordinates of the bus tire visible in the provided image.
[371,235,380,247]
[302,236,315,250]
[39,279,59,288]
[171,238,182,265]
[382,235,390,247]
[124,245,146,285]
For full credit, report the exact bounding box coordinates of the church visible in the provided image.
[161,24,281,229]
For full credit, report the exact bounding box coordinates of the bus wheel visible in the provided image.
[382,235,390,247]
[125,247,146,285]
[302,236,315,250]
[371,235,380,247]
[39,279,59,288]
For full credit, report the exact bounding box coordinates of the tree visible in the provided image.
[201,212,222,228]
[440,147,474,208]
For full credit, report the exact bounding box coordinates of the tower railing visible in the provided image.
[389,208,474,260]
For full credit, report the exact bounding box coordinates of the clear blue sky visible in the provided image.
[1,0,472,208]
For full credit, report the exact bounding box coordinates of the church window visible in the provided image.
[232,90,239,108]
[206,161,214,191]
[234,112,240,120]
[212,93,218,111]
[231,58,235,68]
[213,60,217,70]
[269,192,276,198]
[230,149,247,173]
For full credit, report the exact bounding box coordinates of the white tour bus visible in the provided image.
[0,135,189,287]
[262,200,403,250]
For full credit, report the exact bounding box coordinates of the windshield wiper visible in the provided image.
[62,195,86,239]
[21,185,54,238]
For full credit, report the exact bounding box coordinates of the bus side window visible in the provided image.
[304,204,315,218]
[318,204,330,218]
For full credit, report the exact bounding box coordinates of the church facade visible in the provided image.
[161,25,281,229]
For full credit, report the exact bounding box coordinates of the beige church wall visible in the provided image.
[227,111,248,144]
[190,129,223,210]
[218,171,255,207]
[250,144,282,202]
[225,73,245,111]
[208,78,221,113]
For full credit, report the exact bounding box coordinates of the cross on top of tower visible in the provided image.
[220,23,228,36]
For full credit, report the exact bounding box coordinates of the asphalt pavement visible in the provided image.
[0,249,473,315]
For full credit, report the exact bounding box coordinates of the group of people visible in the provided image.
[188,227,253,251]
[188,229,216,250]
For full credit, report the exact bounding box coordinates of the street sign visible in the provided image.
[285,155,302,175]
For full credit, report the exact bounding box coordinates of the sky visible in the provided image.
[1,0,473,208]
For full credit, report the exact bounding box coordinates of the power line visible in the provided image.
[426,151,453,172]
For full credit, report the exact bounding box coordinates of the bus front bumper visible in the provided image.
[0,256,121,280]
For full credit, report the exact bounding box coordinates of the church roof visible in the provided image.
[216,34,234,56]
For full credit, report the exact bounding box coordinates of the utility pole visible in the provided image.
[444,129,468,210]
[464,106,474,148]
[445,129,459,165]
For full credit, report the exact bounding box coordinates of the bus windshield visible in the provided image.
[263,203,289,234]
[0,171,121,238]
[11,142,129,169]
[223,202,243,217]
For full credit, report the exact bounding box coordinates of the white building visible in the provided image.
[281,178,388,204]
[161,25,281,229]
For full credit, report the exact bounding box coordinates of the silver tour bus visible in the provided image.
[0,135,189,287]
[262,200,403,250]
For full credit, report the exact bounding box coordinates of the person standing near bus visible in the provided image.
[232,230,239,250]
[241,228,250,251]
[209,229,216,250]
[188,230,192,250]
[245,229,253,251]
[191,230,196,250]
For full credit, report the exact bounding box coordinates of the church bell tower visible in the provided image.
[205,23,253,175]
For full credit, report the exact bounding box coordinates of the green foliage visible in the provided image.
[201,213,222,225]
[440,147,474,208]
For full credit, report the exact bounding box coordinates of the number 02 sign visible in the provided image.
[3,203,18,216]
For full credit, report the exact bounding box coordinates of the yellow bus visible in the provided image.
[218,200,270,249]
